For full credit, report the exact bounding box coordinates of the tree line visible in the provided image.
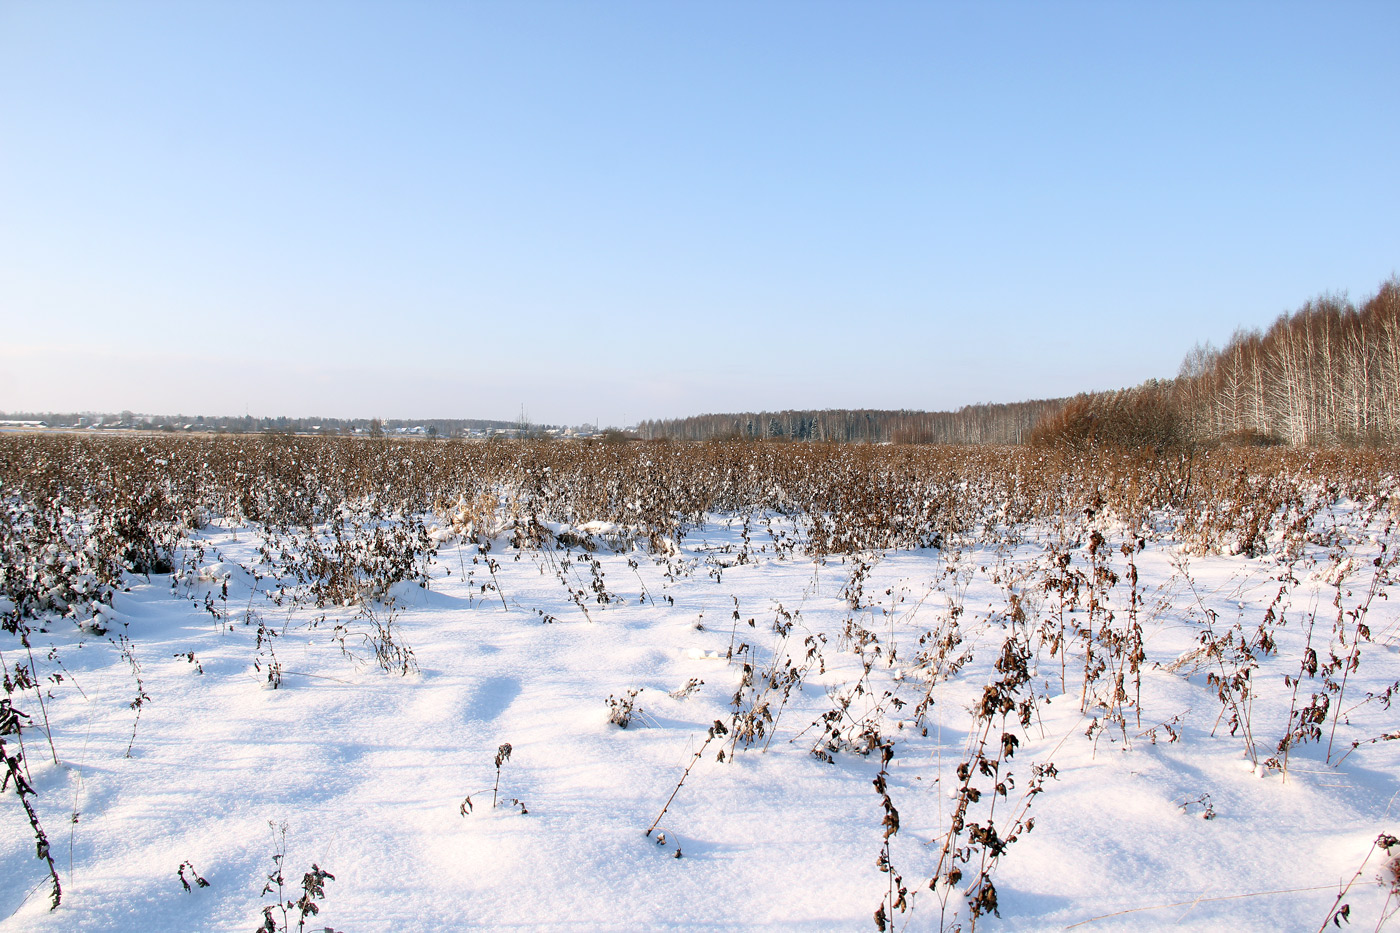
[643,275,1400,448]
[636,400,1064,444]
[1174,276,1400,445]
[12,276,1398,448]
[1033,275,1400,449]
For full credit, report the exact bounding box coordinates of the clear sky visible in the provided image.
[2,1,1397,426]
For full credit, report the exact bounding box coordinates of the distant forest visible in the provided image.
[641,275,1400,447]
[636,401,1063,444]
[10,277,1399,448]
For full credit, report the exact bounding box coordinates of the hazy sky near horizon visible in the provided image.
[2,2,1398,426]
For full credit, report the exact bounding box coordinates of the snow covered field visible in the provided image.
[3,437,1399,931]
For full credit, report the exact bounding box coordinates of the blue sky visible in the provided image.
[2,1,1397,426]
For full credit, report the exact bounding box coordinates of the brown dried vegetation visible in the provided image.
[2,433,1399,927]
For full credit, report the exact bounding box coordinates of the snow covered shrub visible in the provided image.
[1,658,62,910]
[872,742,907,932]
[177,859,210,892]
[925,632,1053,929]
[646,719,729,846]
[303,512,436,608]
[669,677,704,700]
[0,497,115,623]
[441,490,500,540]
[1320,833,1399,931]
[606,688,644,728]
[362,599,417,676]
[1381,850,1400,917]
[460,743,528,815]
[330,598,417,676]
[257,822,337,933]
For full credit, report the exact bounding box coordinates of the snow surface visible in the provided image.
[3,509,1399,931]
